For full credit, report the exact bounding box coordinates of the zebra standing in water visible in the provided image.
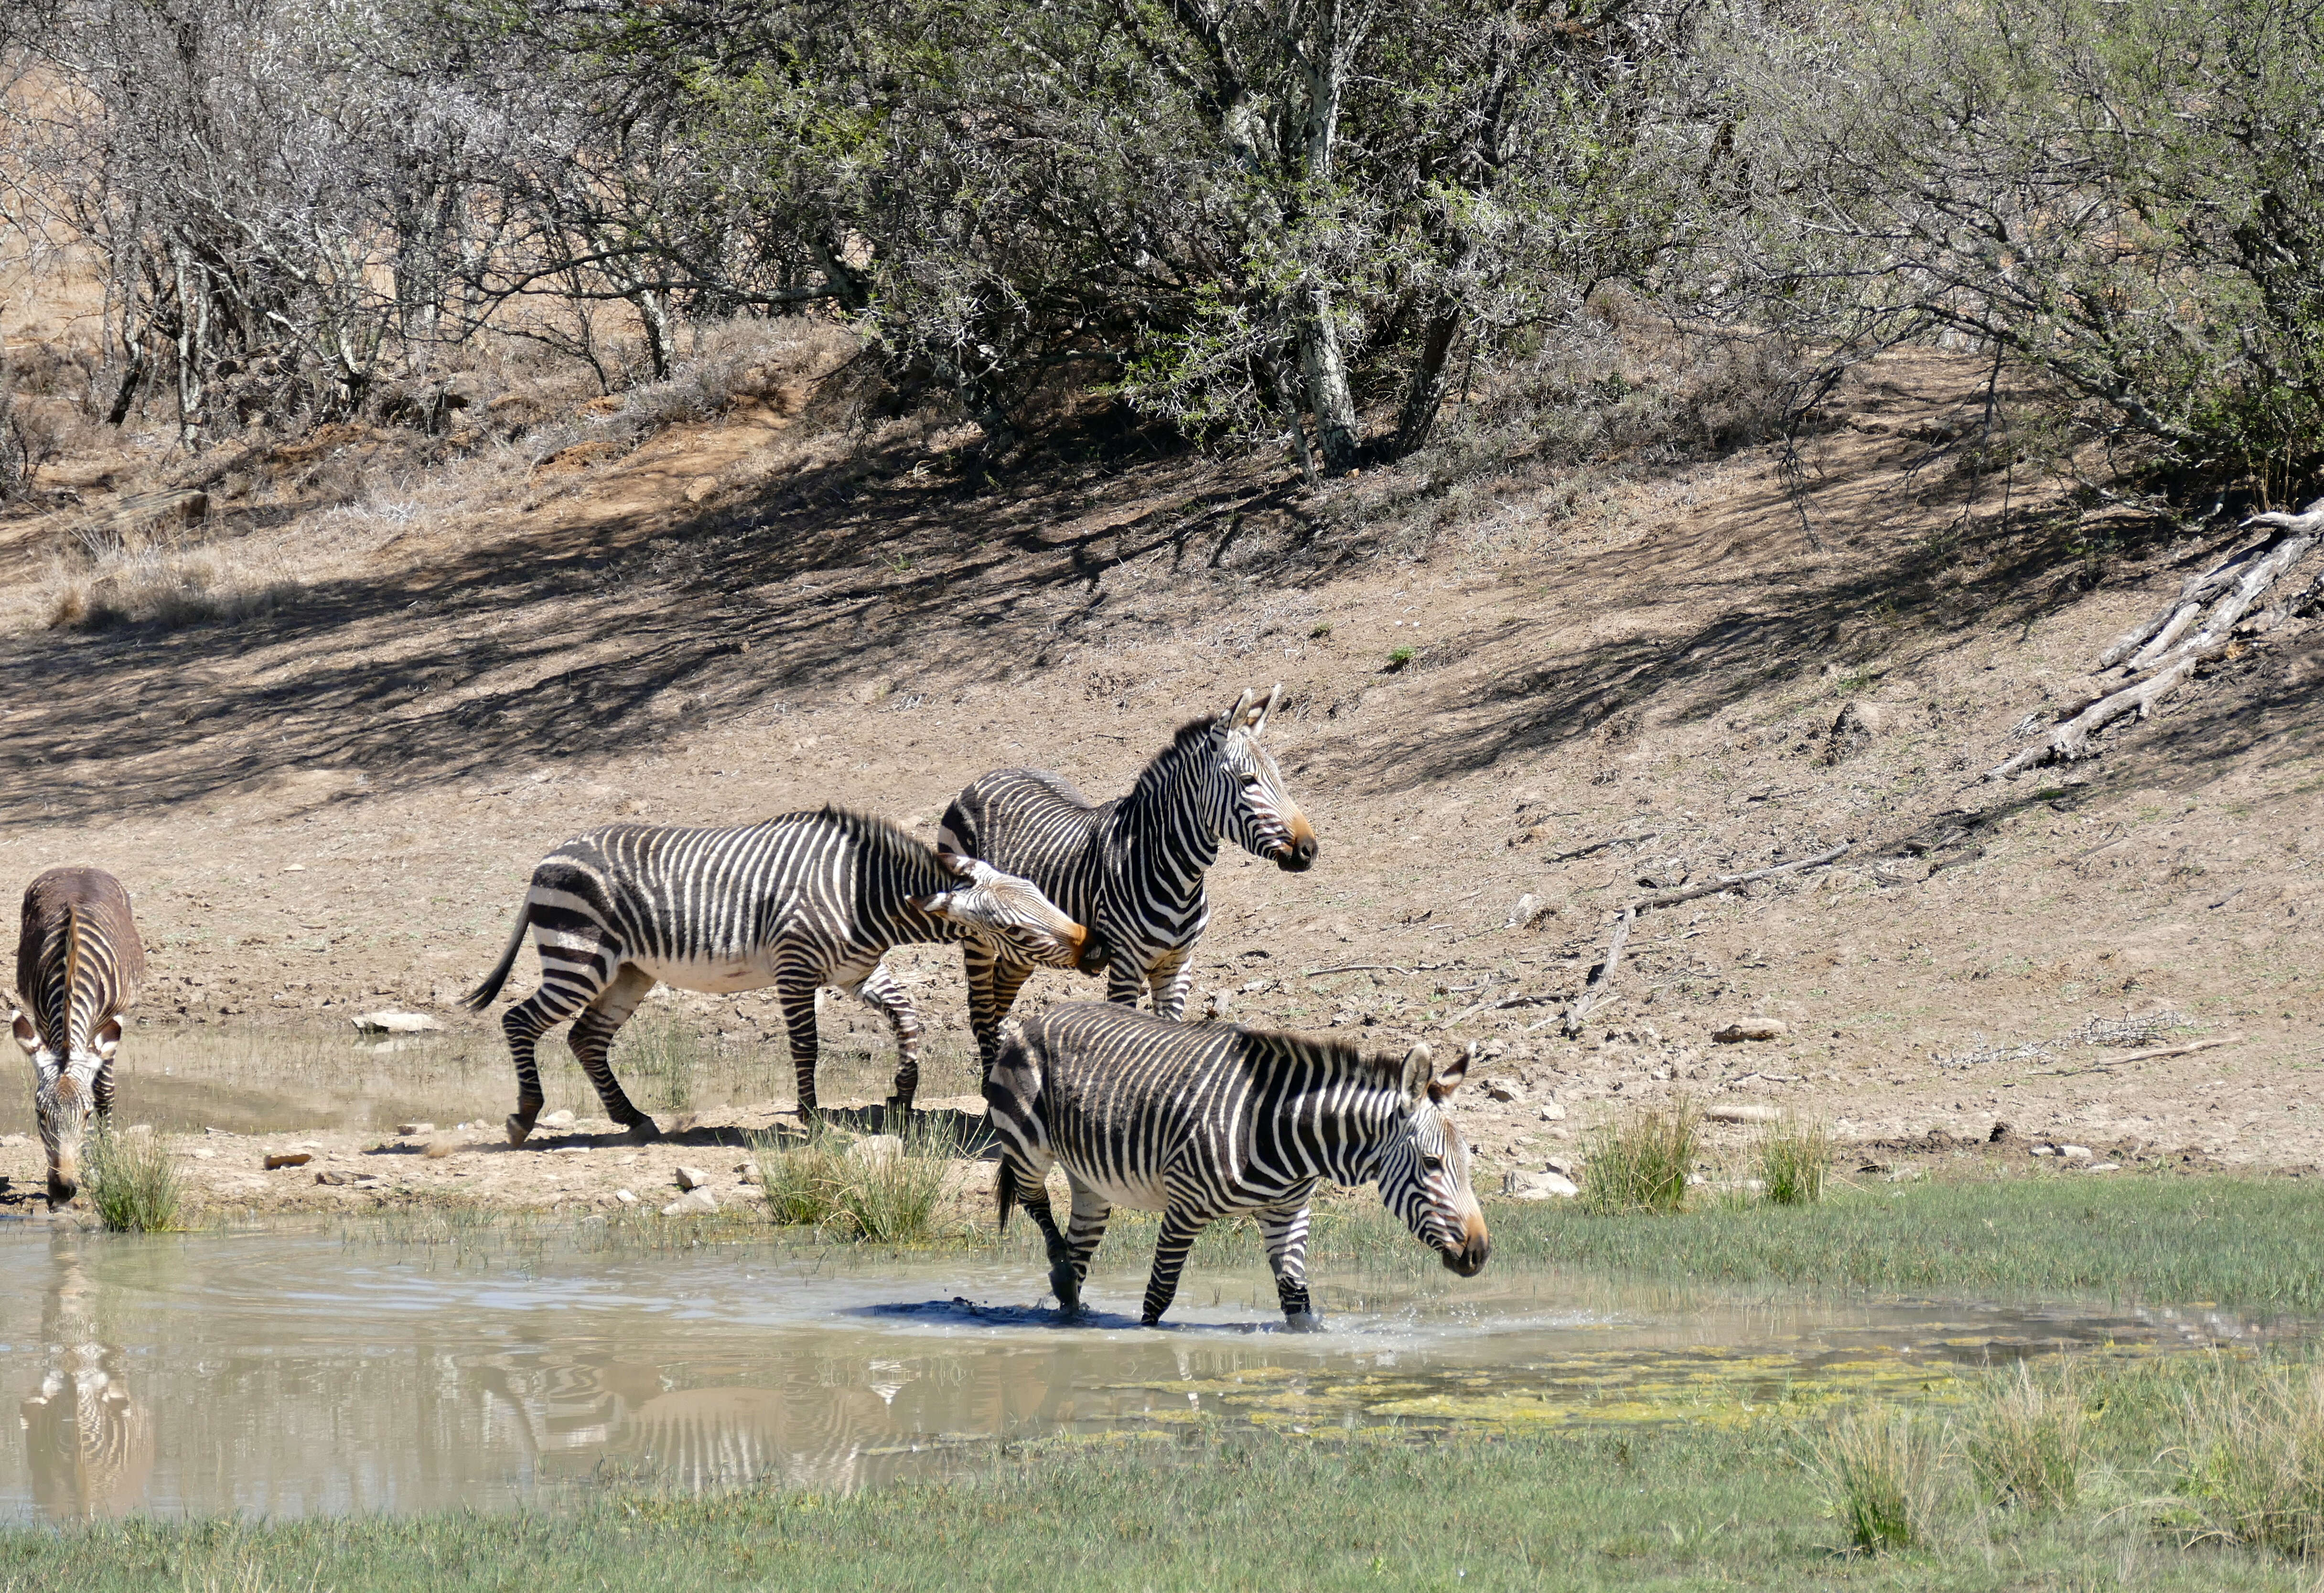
[986,1003,1488,1329]
[11,867,145,1206]
[938,685,1317,1069]
[464,807,1107,1142]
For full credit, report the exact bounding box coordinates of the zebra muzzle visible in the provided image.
[1074,930,1112,975]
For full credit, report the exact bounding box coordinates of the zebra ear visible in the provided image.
[1226,687,1258,730]
[909,891,957,919]
[932,846,977,880]
[1430,1042,1474,1103]
[10,1010,35,1059]
[1399,1042,1432,1102]
[1248,683,1282,735]
[94,1017,122,1063]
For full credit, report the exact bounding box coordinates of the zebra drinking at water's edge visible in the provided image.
[11,868,145,1207]
[986,1002,1488,1329]
[465,807,1108,1142]
[937,685,1318,1071]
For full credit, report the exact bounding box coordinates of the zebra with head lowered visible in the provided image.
[464,807,1108,1143]
[986,1002,1488,1329]
[938,685,1316,1069]
[11,868,145,1207]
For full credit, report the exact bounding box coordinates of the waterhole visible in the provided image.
[2,1227,2280,1521]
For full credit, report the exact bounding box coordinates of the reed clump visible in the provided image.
[2180,1361,2324,1557]
[753,1116,958,1242]
[1754,1113,1833,1207]
[1580,1098,1701,1215]
[1813,1406,1943,1555]
[1966,1361,2084,1512]
[83,1125,184,1232]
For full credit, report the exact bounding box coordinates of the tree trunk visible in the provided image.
[1389,237,1475,458]
[1296,282,1361,472]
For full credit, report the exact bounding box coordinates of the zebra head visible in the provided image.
[12,1007,116,1205]
[1375,1041,1489,1278]
[914,852,1110,974]
[1209,684,1319,873]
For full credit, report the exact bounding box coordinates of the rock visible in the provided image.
[2030,1145,2056,1157]
[661,1187,720,1216]
[1886,1166,1924,1183]
[395,1123,435,1137]
[1502,1170,1581,1200]
[1711,1018,1788,1044]
[1544,1157,1575,1178]
[1504,894,1559,930]
[191,1148,215,1160]
[351,1010,444,1035]
[2085,1162,2120,1173]
[1834,700,1891,738]
[1203,989,1232,1019]
[1873,856,1934,886]
[540,1110,576,1129]
[0,1133,32,1148]
[847,1134,904,1165]
[1537,1100,1567,1122]
[1704,1103,1782,1124]
[613,1188,638,1207]
[316,1170,380,1187]
[2060,1144,2092,1161]
[263,1153,312,1170]
[673,1165,713,1191]
[1485,1080,1525,1104]
[423,1138,459,1159]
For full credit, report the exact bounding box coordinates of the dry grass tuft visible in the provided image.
[2181,1361,2324,1557]
[1581,1098,1701,1215]
[1966,1360,2085,1511]
[1754,1113,1833,1207]
[1814,1406,1943,1555]
[85,1125,185,1232]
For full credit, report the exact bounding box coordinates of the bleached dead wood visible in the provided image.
[1988,502,2324,781]
[1560,844,1851,1037]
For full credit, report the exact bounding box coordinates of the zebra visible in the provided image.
[937,684,1317,1070]
[10,868,145,1207]
[463,807,1108,1144]
[985,1002,1488,1329]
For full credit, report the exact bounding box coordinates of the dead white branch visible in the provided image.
[1560,845,1851,1037]
[1990,502,2324,780]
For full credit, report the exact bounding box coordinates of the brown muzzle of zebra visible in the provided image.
[1442,1214,1490,1277]
[1074,927,1112,976]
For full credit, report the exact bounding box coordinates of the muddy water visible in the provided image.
[0,1227,2283,1522]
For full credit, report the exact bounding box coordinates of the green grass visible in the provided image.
[1966,1360,2085,1513]
[1580,1098,1701,1215]
[1755,1114,1833,1207]
[16,1355,2324,1591]
[752,1117,960,1241]
[83,1126,183,1232]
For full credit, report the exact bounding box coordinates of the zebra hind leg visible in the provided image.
[1256,1202,1321,1331]
[1141,1208,1211,1327]
[1064,1176,1113,1303]
[1002,1160,1081,1315]
[566,964,660,1142]
[1144,946,1197,1021]
[848,962,925,1116]
[963,944,1035,1082]
[500,989,587,1146]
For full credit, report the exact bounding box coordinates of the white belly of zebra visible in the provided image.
[632,953,778,994]
[1070,1164,1173,1213]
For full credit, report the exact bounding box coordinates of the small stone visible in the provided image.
[1712,1018,1788,1043]
[661,1187,720,1216]
[1485,1080,1525,1104]
[1537,1100,1567,1121]
[315,1170,378,1187]
[1886,1166,1924,1183]
[2031,1145,2056,1157]
[1502,1170,1580,1200]
[0,1134,27,1149]
[350,1010,444,1035]
[1505,894,1557,930]
[264,1153,312,1170]
[673,1165,713,1191]
[396,1123,435,1137]
[2060,1145,2092,1161]
[423,1138,459,1159]
[1544,1157,1575,1178]
[613,1188,638,1206]
[847,1135,904,1165]
[2085,1162,2120,1173]
[540,1110,577,1129]
[1704,1103,1781,1124]
[191,1148,215,1160]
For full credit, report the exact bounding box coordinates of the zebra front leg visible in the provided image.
[964,943,1035,1081]
[848,962,925,1115]
[775,965,826,1125]
[567,965,659,1142]
[1141,1208,1211,1326]
[1145,947,1196,1021]
[1257,1201,1320,1330]
[1003,1159,1081,1315]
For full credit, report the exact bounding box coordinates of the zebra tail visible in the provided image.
[462,903,533,1012]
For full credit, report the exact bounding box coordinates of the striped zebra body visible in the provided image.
[938,686,1317,1069]
[986,1003,1488,1328]
[11,867,145,1206]
[464,807,1103,1143]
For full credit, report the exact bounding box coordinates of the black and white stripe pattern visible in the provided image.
[464,807,1104,1141]
[938,685,1317,1068]
[11,867,145,1206]
[986,1003,1488,1328]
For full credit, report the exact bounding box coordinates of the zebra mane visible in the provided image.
[1237,1025,1407,1089]
[1128,714,1227,803]
[809,804,944,869]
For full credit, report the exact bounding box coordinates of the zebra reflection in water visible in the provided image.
[19,1241,154,1519]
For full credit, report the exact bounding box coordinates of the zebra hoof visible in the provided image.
[1048,1267,1081,1315]
[623,1117,661,1145]
[505,1115,535,1147]
[1282,1311,1323,1334]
